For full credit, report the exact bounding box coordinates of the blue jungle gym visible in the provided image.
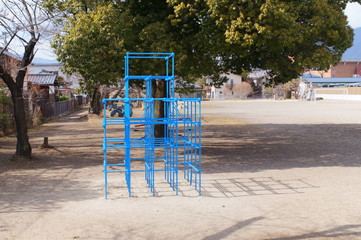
[102,53,202,198]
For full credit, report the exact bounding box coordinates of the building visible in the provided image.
[330,27,361,77]
[26,62,80,90]
[304,27,361,78]
[0,47,22,79]
[209,73,243,99]
[26,72,59,103]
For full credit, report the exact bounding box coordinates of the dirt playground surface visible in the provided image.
[1,100,361,239]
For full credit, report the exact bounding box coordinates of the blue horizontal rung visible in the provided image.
[104,170,123,173]
[106,163,126,166]
[124,75,174,80]
[126,52,174,55]
[103,52,201,198]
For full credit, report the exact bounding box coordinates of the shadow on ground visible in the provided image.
[202,216,264,240]
[202,123,361,173]
[266,224,361,240]
[2,110,361,203]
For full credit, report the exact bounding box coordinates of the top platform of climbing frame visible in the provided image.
[124,52,175,81]
[125,52,174,59]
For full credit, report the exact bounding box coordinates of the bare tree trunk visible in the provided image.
[90,85,101,114]
[0,0,53,159]
[153,79,166,138]
[0,69,32,158]
[13,90,32,157]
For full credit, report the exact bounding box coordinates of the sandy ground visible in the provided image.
[1,100,361,239]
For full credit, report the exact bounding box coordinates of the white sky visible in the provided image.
[345,2,361,29]
[7,2,361,61]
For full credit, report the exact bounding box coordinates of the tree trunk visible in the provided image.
[90,85,101,114]
[0,69,32,158]
[13,90,32,157]
[153,79,166,138]
[0,34,37,159]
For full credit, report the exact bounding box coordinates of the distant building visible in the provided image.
[26,62,80,90]
[26,72,59,103]
[330,60,361,78]
[303,27,361,78]
[0,47,22,79]
[331,27,361,77]
[210,73,243,99]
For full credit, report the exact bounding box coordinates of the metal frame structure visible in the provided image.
[102,53,202,198]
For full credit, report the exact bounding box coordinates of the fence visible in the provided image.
[313,87,361,101]
[37,96,87,118]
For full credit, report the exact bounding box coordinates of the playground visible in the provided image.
[1,99,361,239]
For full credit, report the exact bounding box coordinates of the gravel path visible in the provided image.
[1,100,361,240]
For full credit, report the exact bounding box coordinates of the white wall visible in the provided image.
[315,94,361,101]
[210,74,243,99]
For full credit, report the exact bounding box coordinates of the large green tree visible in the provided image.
[48,0,359,106]
[48,0,226,116]
[51,4,130,113]
[200,0,358,82]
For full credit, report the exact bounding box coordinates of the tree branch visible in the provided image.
[1,0,28,31]
[0,63,17,91]
[0,32,17,55]
[20,0,36,38]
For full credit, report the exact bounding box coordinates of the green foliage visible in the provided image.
[0,113,10,128]
[46,0,359,89]
[0,90,11,132]
[52,4,127,89]
[59,95,70,101]
[0,90,11,105]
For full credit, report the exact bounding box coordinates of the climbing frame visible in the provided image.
[102,53,202,198]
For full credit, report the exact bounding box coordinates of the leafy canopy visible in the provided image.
[47,0,360,86]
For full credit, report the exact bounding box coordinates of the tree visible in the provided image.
[171,0,360,82]
[51,3,130,113]
[0,0,54,158]
[46,0,226,115]
[47,0,359,120]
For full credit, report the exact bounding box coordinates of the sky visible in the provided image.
[9,2,361,62]
[345,3,361,29]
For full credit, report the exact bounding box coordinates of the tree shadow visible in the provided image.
[202,123,361,174]
[202,216,264,240]
[266,224,361,240]
[0,167,99,214]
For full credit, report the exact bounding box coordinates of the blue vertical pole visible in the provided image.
[198,100,202,195]
[103,100,108,199]
[124,55,132,196]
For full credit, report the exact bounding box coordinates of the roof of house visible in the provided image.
[342,27,361,61]
[26,73,57,85]
[248,69,270,79]
[303,77,361,83]
[0,47,22,61]
[301,73,321,78]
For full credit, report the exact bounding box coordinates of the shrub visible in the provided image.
[59,95,70,101]
[233,82,253,99]
[0,90,12,135]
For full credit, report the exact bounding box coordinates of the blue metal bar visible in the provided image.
[103,52,201,198]
[124,75,174,80]
[126,52,174,56]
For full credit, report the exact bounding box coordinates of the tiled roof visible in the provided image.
[26,74,57,85]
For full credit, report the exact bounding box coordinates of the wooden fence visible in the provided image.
[37,96,87,118]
